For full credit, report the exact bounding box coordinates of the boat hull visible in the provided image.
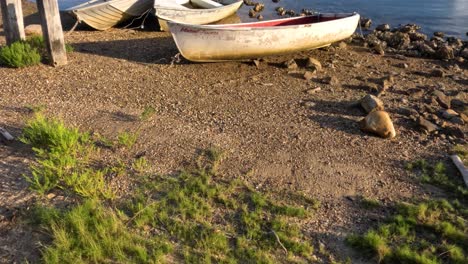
[66,0,154,30]
[168,13,360,62]
[155,0,243,31]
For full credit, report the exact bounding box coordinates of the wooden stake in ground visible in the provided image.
[0,0,25,45]
[36,0,67,66]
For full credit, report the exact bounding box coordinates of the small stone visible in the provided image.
[451,116,465,125]
[252,59,261,68]
[244,0,255,6]
[306,57,322,71]
[306,87,321,94]
[430,69,445,77]
[434,31,444,38]
[376,24,390,32]
[257,14,263,20]
[338,42,348,49]
[303,71,316,81]
[248,9,257,18]
[283,59,298,69]
[253,3,265,12]
[24,24,42,36]
[441,109,459,119]
[359,94,384,113]
[323,76,339,86]
[302,101,316,107]
[47,193,56,199]
[359,111,396,138]
[433,90,451,109]
[360,17,372,29]
[373,44,385,55]
[418,117,439,133]
[397,62,409,69]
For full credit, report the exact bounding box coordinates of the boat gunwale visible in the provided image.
[167,12,359,31]
[154,0,242,11]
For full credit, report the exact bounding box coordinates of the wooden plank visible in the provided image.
[36,0,67,66]
[450,155,468,188]
[0,0,26,45]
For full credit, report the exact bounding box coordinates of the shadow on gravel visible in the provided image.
[73,36,181,64]
[306,99,364,117]
[308,114,363,136]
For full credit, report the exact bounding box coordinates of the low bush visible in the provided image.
[0,41,41,68]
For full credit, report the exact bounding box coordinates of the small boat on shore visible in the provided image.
[65,0,154,31]
[154,0,243,31]
[167,13,360,62]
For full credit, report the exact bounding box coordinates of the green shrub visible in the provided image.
[0,41,41,68]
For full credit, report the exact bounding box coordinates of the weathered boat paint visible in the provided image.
[65,0,153,31]
[168,13,360,62]
[155,0,243,31]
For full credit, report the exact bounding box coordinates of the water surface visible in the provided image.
[55,0,468,38]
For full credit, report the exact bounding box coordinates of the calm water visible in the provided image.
[55,0,467,38]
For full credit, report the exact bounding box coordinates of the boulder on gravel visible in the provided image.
[359,94,384,113]
[359,111,396,139]
[25,24,42,36]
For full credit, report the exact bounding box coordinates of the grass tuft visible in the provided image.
[117,131,138,149]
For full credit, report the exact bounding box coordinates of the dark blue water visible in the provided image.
[56,0,467,38]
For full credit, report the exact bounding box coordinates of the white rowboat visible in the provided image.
[155,0,243,31]
[65,0,154,31]
[167,13,360,62]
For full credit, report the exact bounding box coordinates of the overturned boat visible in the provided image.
[168,13,360,62]
[65,0,154,31]
[154,0,243,31]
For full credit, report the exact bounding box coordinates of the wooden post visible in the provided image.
[0,0,25,45]
[36,0,67,66]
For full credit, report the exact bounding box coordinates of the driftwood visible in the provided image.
[450,155,468,188]
[0,127,14,141]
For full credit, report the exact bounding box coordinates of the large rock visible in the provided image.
[24,24,42,36]
[359,94,384,113]
[388,32,411,50]
[460,48,468,59]
[359,111,396,139]
[436,45,455,60]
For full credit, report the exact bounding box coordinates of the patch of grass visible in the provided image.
[123,150,317,263]
[0,41,41,68]
[21,114,113,198]
[117,131,138,149]
[32,200,171,263]
[139,106,156,121]
[407,159,468,199]
[361,197,381,209]
[132,157,148,173]
[347,199,468,263]
[20,113,87,153]
[25,104,46,114]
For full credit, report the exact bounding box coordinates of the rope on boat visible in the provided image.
[122,8,152,30]
[66,20,80,36]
